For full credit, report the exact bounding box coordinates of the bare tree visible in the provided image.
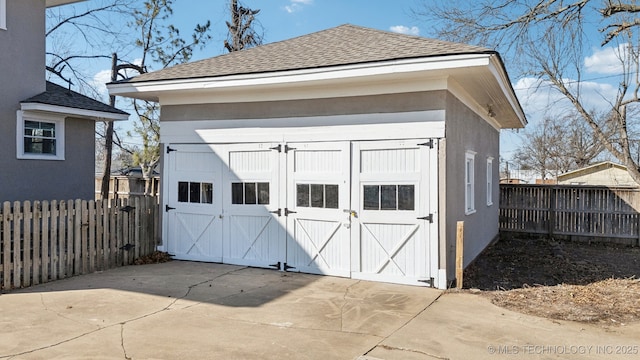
[416,0,640,184]
[513,113,609,179]
[123,0,212,195]
[224,0,263,52]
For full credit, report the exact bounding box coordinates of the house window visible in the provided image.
[178,181,213,204]
[465,151,476,214]
[16,111,65,160]
[363,184,415,211]
[0,0,6,30]
[487,157,494,206]
[231,182,270,205]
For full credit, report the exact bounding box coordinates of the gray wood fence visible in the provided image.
[500,184,640,245]
[0,196,159,290]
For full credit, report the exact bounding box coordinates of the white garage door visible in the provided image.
[351,140,437,286]
[165,144,223,262]
[164,139,437,286]
[284,142,351,276]
[222,143,284,269]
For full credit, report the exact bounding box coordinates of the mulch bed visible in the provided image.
[133,251,172,265]
[463,236,640,325]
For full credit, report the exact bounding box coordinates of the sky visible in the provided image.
[48,0,624,165]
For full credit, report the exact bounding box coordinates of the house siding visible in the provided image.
[443,92,500,279]
[0,1,96,202]
[1,117,95,202]
[160,91,447,121]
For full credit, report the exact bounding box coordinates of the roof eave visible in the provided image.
[21,102,129,121]
[108,53,497,99]
[46,0,86,8]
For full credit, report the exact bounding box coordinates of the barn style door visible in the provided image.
[222,143,285,269]
[351,140,437,286]
[284,142,352,276]
[165,144,223,262]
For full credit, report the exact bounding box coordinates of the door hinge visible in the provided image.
[284,145,296,153]
[417,214,434,223]
[418,139,434,149]
[284,208,297,216]
[269,261,281,270]
[269,145,282,152]
[418,277,435,287]
[165,205,176,212]
[269,208,282,217]
[283,263,296,271]
[166,146,177,154]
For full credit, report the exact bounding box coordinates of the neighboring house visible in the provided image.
[557,161,638,187]
[108,25,526,288]
[0,0,128,202]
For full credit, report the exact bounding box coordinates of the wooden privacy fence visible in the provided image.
[1,196,159,290]
[500,184,640,245]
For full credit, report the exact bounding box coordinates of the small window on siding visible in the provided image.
[0,0,6,30]
[487,157,494,206]
[17,111,65,161]
[465,151,476,214]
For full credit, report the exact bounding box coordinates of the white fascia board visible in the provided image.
[46,0,85,8]
[20,103,129,121]
[488,56,527,127]
[108,54,492,101]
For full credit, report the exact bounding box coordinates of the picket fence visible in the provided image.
[0,196,159,290]
[500,184,640,245]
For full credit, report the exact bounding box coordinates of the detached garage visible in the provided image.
[108,24,526,289]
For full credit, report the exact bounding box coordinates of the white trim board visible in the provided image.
[160,111,446,144]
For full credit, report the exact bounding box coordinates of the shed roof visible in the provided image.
[22,82,129,118]
[125,24,494,83]
[557,162,628,180]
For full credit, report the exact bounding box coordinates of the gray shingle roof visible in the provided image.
[125,24,493,83]
[22,82,129,116]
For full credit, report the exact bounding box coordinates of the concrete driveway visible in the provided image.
[1,262,639,360]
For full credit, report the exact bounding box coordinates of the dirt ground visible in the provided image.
[463,235,640,325]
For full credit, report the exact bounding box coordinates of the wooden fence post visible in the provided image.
[3,202,11,290]
[456,221,464,289]
[32,201,41,286]
[13,201,22,289]
[23,201,32,287]
[548,187,556,237]
[42,201,50,283]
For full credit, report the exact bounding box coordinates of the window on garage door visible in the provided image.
[363,184,415,210]
[178,181,213,204]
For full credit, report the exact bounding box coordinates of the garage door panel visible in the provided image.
[288,218,349,275]
[165,144,223,262]
[226,214,281,265]
[360,223,426,276]
[286,142,351,277]
[352,140,435,286]
[223,143,284,268]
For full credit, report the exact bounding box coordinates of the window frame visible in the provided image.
[16,111,66,161]
[487,157,494,206]
[0,0,6,30]
[465,151,476,215]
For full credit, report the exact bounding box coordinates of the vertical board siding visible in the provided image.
[0,196,158,290]
[500,185,640,243]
